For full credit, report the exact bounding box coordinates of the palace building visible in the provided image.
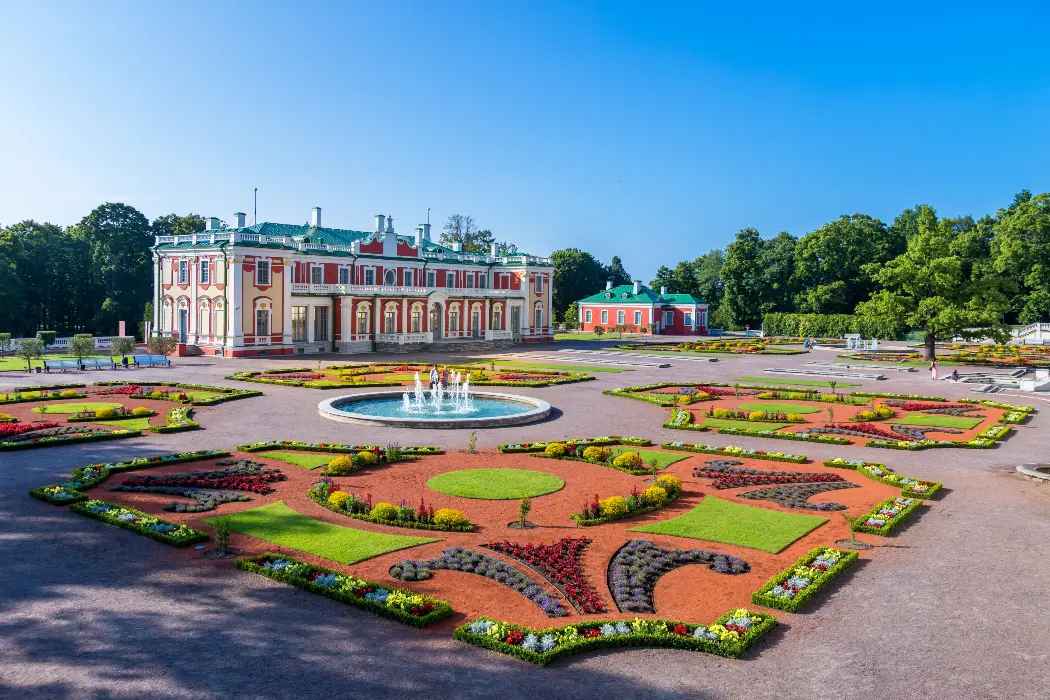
[151,207,554,356]
[576,281,709,335]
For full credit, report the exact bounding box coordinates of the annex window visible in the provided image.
[364,268,375,286]
[617,310,625,324]
[178,259,188,285]
[663,311,673,326]
[585,309,592,323]
[634,311,642,325]
[534,305,543,329]
[338,267,350,285]
[256,309,270,336]
[535,276,543,294]
[685,313,693,327]
[314,306,329,341]
[311,265,323,285]
[292,306,308,341]
[600,310,608,324]
[256,260,271,286]
[199,259,210,284]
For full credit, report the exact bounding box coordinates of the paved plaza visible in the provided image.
[2,342,1048,699]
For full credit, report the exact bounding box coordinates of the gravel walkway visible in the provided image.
[2,342,1048,700]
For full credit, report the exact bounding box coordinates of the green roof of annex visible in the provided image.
[578,284,707,305]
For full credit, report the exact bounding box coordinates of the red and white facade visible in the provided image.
[577,281,709,335]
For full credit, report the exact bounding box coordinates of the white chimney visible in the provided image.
[421,223,431,241]
[490,242,499,256]
[311,207,322,228]
[415,225,424,243]
[205,217,219,231]
[660,285,668,295]
[606,279,613,290]
[375,214,385,234]
[385,215,394,233]
[233,212,246,228]
[633,280,642,295]
[452,242,463,252]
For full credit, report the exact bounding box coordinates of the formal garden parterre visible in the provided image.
[606,382,1034,451]
[228,362,594,389]
[25,428,948,666]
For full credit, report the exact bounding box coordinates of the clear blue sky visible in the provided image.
[1,1,1048,280]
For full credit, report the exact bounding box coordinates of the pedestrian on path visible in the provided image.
[930,359,939,381]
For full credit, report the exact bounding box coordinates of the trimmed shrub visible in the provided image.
[544,442,566,457]
[598,496,628,518]
[370,502,398,520]
[60,390,79,398]
[354,450,378,467]
[328,491,350,509]
[326,456,355,475]
[433,508,469,528]
[641,485,668,505]
[612,452,643,470]
[94,407,117,419]
[655,474,682,496]
[581,446,606,461]
[131,407,152,416]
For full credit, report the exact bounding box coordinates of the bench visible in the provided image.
[133,354,171,368]
[43,359,80,373]
[80,357,115,370]
[708,328,724,337]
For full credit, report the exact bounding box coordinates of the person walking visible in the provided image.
[930,358,939,381]
[428,364,438,391]
[950,368,959,382]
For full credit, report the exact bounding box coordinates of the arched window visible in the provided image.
[254,300,271,337]
[491,303,503,330]
[356,303,370,335]
[449,303,460,333]
[198,299,211,338]
[383,302,398,334]
[534,302,544,330]
[410,303,423,333]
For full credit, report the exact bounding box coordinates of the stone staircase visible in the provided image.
[374,339,519,354]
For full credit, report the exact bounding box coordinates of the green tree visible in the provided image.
[992,191,1050,322]
[14,338,42,370]
[562,301,580,330]
[856,206,1009,360]
[759,231,798,314]
[551,248,605,319]
[438,214,500,253]
[0,333,11,357]
[604,255,632,287]
[792,214,901,314]
[69,334,95,362]
[111,336,136,358]
[719,228,766,328]
[151,213,206,238]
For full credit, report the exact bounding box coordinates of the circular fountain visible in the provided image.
[317,371,551,428]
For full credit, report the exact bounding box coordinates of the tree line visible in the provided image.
[549,190,1050,354]
[0,203,204,338]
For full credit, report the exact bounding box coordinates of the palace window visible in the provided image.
[404,269,414,286]
[356,307,369,334]
[478,273,487,289]
[634,310,642,325]
[446,272,455,288]
[617,310,625,324]
[384,269,396,286]
[600,310,608,324]
[178,260,188,285]
[292,306,307,341]
[338,267,350,285]
[411,307,422,333]
[384,309,396,334]
[199,259,210,284]
[465,273,474,289]
[449,307,460,332]
[535,276,543,293]
[314,306,329,341]
[364,268,375,285]
[585,309,592,323]
[256,260,271,286]
[426,270,436,287]
[492,305,502,329]
[311,265,323,285]
[256,309,270,336]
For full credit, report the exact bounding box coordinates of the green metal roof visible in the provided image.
[578,284,706,305]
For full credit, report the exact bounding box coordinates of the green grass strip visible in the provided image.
[426,468,564,499]
[93,417,154,431]
[737,402,822,414]
[207,501,438,564]
[703,418,792,431]
[32,402,122,414]
[257,450,338,470]
[608,447,688,468]
[631,496,827,553]
[890,414,984,429]
[734,376,859,388]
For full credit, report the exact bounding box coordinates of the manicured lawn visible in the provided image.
[630,496,827,553]
[426,468,564,499]
[93,417,154,430]
[0,353,109,372]
[32,402,122,414]
[206,501,438,565]
[734,376,860,388]
[891,414,985,430]
[185,391,223,401]
[703,418,792,431]
[737,402,822,414]
[257,450,337,470]
[609,447,688,469]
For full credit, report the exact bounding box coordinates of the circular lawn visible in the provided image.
[738,402,822,414]
[426,468,564,500]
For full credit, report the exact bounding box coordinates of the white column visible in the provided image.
[228,255,244,347]
[189,257,199,344]
[374,298,381,339]
[282,257,293,347]
[152,254,161,337]
[402,298,407,338]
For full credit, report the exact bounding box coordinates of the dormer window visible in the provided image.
[621,292,628,299]
[604,292,612,299]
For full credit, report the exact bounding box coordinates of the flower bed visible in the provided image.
[663,408,706,430]
[238,553,452,627]
[959,398,1035,424]
[738,482,858,511]
[483,538,605,614]
[70,500,210,546]
[497,436,650,453]
[717,427,851,445]
[0,421,59,437]
[660,441,808,463]
[692,461,846,489]
[238,439,440,456]
[92,380,262,405]
[307,478,474,532]
[853,497,923,535]
[454,609,776,666]
[111,459,287,512]
[608,540,750,613]
[707,407,809,423]
[530,445,653,476]
[0,412,14,423]
[751,547,859,612]
[29,484,89,505]
[67,407,156,422]
[389,546,568,617]
[823,458,942,498]
[570,476,682,526]
[866,423,1012,450]
[149,406,199,433]
[0,427,140,451]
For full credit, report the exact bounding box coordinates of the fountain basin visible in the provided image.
[318,391,552,428]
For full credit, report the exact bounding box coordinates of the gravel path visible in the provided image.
[2,342,1048,700]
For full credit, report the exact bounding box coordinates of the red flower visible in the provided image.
[505,630,525,645]
[673,623,688,636]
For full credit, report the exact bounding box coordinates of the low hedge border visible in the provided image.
[959,398,1035,425]
[67,410,157,423]
[664,408,707,431]
[660,442,809,464]
[497,436,651,454]
[33,449,233,499]
[225,370,401,389]
[29,485,89,505]
[569,491,680,526]
[751,547,860,612]
[149,406,199,433]
[94,380,261,405]
[0,428,141,451]
[822,458,942,498]
[530,452,653,476]
[238,439,440,455]
[867,424,1012,451]
[70,500,210,546]
[0,389,91,405]
[238,553,453,627]
[853,497,924,535]
[714,426,851,445]
[306,491,475,532]
[13,383,87,392]
[453,610,777,666]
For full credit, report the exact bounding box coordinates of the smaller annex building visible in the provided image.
[577,281,709,335]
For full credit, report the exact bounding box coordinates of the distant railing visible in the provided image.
[291,283,525,298]
[8,335,135,350]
